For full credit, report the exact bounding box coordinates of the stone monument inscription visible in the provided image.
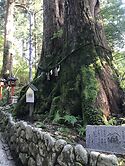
[86,125,125,154]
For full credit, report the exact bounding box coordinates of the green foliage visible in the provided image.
[84,108,103,125]
[53,111,63,123]
[53,110,78,126]
[57,127,70,134]
[77,125,86,137]
[0,35,4,71]
[101,0,125,48]
[0,35,4,50]
[34,122,46,129]
[81,65,99,103]
[113,51,125,89]
[102,116,117,125]
[12,0,43,77]
[13,54,35,85]
[0,89,8,106]
[81,65,103,125]
[51,29,63,40]
[52,65,102,126]
[63,115,77,126]
[13,56,29,85]
[119,117,125,125]
[50,96,61,117]
[0,0,5,34]
[14,9,29,41]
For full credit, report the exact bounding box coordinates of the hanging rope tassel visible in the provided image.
[54,68,58,76]
[57,65,60,72]
[50,70,53,75]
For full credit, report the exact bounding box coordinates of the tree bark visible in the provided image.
[17,0,124,123]
[1,0,15,79]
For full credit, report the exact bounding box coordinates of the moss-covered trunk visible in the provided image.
[17,0,124,124]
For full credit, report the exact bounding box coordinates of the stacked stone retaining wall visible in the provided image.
[0,110,119,166]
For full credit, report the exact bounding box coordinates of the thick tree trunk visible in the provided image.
[17,0,124,124]
[1,0,15,79]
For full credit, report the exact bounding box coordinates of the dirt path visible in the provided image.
[0,133,15,166]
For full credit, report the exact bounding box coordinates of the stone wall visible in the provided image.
[0,110,119,166]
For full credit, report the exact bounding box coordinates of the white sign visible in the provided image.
[26,87,34,103]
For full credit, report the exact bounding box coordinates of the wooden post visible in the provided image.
[0,87,2,100]
[11,86,15,96]
[29,103,34,121]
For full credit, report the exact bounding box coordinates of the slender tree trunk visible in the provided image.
[1,0,29,79]
[1,0,15,79]
[17,0,124,124]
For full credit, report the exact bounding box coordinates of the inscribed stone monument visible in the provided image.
[86,125,125,154]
